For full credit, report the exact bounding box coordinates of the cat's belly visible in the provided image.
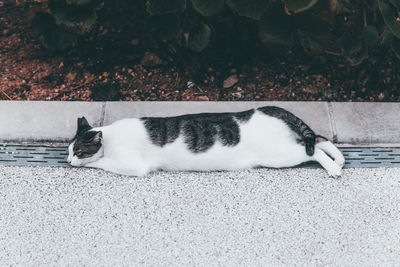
[157,138,259,171]
[155,133,307,171]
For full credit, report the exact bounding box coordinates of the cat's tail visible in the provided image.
[300,126,316,156]
[258,106,316,156]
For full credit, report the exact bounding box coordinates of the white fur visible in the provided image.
[67,111,344,177]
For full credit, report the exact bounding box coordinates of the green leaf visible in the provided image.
[32,12,55,36]
[146,0,186,15]
[381,29,393,46]
[189,23,212,52]
[346,46,369,66]
[50,1,97,35]
[147,14,180,41]
[337,32,363,55]
[378,0,400,38]
[227,0,271,20]
[365,0,378,10]
[43,25,77,51]
[391,36,400,59]
[389,0,400,9]
[77,12,97,34]
[55,11,97,35]
[50,1,91,22]
[285,0,318,14]
[259,3,294,52]
[66,0,92,6]
[365,0,378,9]
[190,0,224,16]
[32,9,78,51]
[337,32,369,66]
[295,13,331,55]
[363,25,379,46]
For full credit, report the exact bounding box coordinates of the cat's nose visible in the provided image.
[67,159,71,164]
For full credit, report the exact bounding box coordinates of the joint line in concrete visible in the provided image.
[327,102,338,143]
[100,102,106,126]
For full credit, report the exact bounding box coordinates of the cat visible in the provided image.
[67,106,345,177]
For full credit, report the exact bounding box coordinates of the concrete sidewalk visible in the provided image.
[0,166,399,266]
[1,101,399,266]
[1,101,400,144]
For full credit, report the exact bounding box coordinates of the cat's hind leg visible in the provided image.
[261,143,341,177]
[316,141,345,168]
[312,148,342,177]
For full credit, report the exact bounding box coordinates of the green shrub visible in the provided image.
[32,0,400,64]
[378,0,400,59]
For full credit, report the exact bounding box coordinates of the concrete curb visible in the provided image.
[0,101,398,144]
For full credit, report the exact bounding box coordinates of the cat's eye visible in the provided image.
[74,151,84,157]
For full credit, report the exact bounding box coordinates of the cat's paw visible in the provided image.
[335,156,346,169]
[327,164,342,177]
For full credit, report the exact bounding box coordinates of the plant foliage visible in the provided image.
[146,0,186,15]
[226,0,270,20]
[191,0,225,16]
[284,0,318,14]
[32,0,98,51]
[32,0,400,63]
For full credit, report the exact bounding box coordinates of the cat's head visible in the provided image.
[67,117,103,167]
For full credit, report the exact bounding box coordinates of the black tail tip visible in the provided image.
[306,145,314,156]
[305,138,315,156]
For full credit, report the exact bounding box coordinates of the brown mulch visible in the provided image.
[0,1,399,102]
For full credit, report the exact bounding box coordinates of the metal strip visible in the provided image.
[0,145,69,167]
[0,145,400,168]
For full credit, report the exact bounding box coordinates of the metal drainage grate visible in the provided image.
[340,147,400,168]
[0,145,69,167]
[298,147,400,168]
[0,145,400,168]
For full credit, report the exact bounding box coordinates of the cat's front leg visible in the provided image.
[85,157,149,177]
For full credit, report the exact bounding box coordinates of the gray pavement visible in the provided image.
[332,102,400,143]
[1,166,399,266]
[2,101,400,144]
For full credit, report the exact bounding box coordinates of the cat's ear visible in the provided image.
[77,116,91,134]
[91,131,103,143]
[78,116,90,128]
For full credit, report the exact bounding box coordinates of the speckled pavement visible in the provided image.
[0,166,399,266]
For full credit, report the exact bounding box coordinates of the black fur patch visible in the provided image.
[141,109,254,153]
[142,106,316,155]
[73,131,102,159]
[257,106,316,156]
[234,109,255,122]
[142,117,180,147]
[72,117,102,159]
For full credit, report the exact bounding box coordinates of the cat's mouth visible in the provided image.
[69,161,84,167]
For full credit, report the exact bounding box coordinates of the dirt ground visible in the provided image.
[0,1,399,101]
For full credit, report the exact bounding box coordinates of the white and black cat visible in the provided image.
[67,106,345,177]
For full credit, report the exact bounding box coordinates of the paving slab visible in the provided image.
[0,101,103,142]
[3,101,400,143]
[331,102,400,144]
[104,101,333,139]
